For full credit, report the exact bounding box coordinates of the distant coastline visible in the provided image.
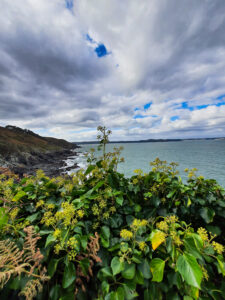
[74,137,225,145]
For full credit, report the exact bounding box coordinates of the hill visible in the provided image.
[0,125,78,176]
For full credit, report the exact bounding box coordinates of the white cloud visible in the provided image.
[0,0,225,141]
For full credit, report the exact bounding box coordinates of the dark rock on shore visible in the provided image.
[0,125,80,177]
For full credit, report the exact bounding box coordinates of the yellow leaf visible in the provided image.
[152,231,166,250]
[187,197,192,207]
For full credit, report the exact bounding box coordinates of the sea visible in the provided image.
[65,140,225,188]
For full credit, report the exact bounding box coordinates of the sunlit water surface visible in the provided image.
[66,140,225,188]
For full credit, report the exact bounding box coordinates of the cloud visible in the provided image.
[0,0,225,141]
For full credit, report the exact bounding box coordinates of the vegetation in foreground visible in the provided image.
[0,126,225,300]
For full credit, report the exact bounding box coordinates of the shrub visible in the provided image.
[0,127,225,299]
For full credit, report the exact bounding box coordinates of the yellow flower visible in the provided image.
[9,207,19,220]
[67,236,78,249]
[103,212,110,219]
[170,231,182,246]
[47,204,55,210]
[53,229,61,239]
[156,221,169,232]
[99,199,107,208]
[201,266,209,281]
[131,219,148,230]
[54,244,62,255]
[77,210,84,218]
[138,241,147,251]
[109,206,116,213]
[120,229,133,240]
[166,215,178,224]
[212,241,224,254]
[36,200,44,208]
[132,178,138,185]
[197,227,208,242]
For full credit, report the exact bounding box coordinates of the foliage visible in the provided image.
[0,127,225,299]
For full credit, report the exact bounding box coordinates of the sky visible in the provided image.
[0,0,225,142]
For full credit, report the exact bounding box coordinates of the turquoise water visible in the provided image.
[74,140,225,187]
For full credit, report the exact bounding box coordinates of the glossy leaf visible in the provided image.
[62,262,76,289]
[177,253,203,288]
[150,258,165,282]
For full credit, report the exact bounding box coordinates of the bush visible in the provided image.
[0,127,225,299]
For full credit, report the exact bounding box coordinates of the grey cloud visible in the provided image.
[0,0,225,141]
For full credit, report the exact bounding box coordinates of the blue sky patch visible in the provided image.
[217,94,225,100]
[144,102,152,110]
[134,114,147,119]
[196,104,209,110]
[95,44,108,57]
[179,101,194,111]
[134,107,140,111]
[65,0,73,10]
[170,115,179,121]
[86,34,94,43]
[216,101,225,107]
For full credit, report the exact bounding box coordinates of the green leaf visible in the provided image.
[12,190,26,201]
[206,225,221,236]
[85,164,95,175]
[111,256,124,276]
[98,267,113,279]
[0,207,8,229]
[122,262,136,279]
[123,285,138,300]
[150,258,165,282]
[26,212,40,223]
[79,258,90,276]
[48,259,59,277]
[216,257,225,276]
[45,234,56,248]
[115,287,125,300]
[101,281,110,294]
[50,284,61,300]
[100,226,110,248]
[199,207,215,224]
[116,195,124,206]
[184,237,202,259]
[177,253,203,288]
[138,259,151,279]
[62,262,76,289]
[167,190,176,198]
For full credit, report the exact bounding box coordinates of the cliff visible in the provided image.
[0,125,78,176]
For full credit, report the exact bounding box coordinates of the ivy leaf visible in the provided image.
[122,262,136,279]
[111,256,124,276]
[150,258,165,282]
[85,165,95,175]
[116,195,124,206]
[0,207,8,229]
[138,259,151,279]
[150,230,166,250]
[26,212,40,223]
[48,259,60,277]
[79,258,90,276]
[199,207,215,224]
[177,253,203,288]
[12,190,26,202]
[100,226,110,248]
[62,262,76,289]
[115,287,125,300]
[45,234,56,248]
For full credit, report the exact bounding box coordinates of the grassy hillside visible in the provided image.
[0,125,75,156]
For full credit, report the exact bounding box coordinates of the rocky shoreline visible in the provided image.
[0,125,81,177]
[0,149,80,177]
